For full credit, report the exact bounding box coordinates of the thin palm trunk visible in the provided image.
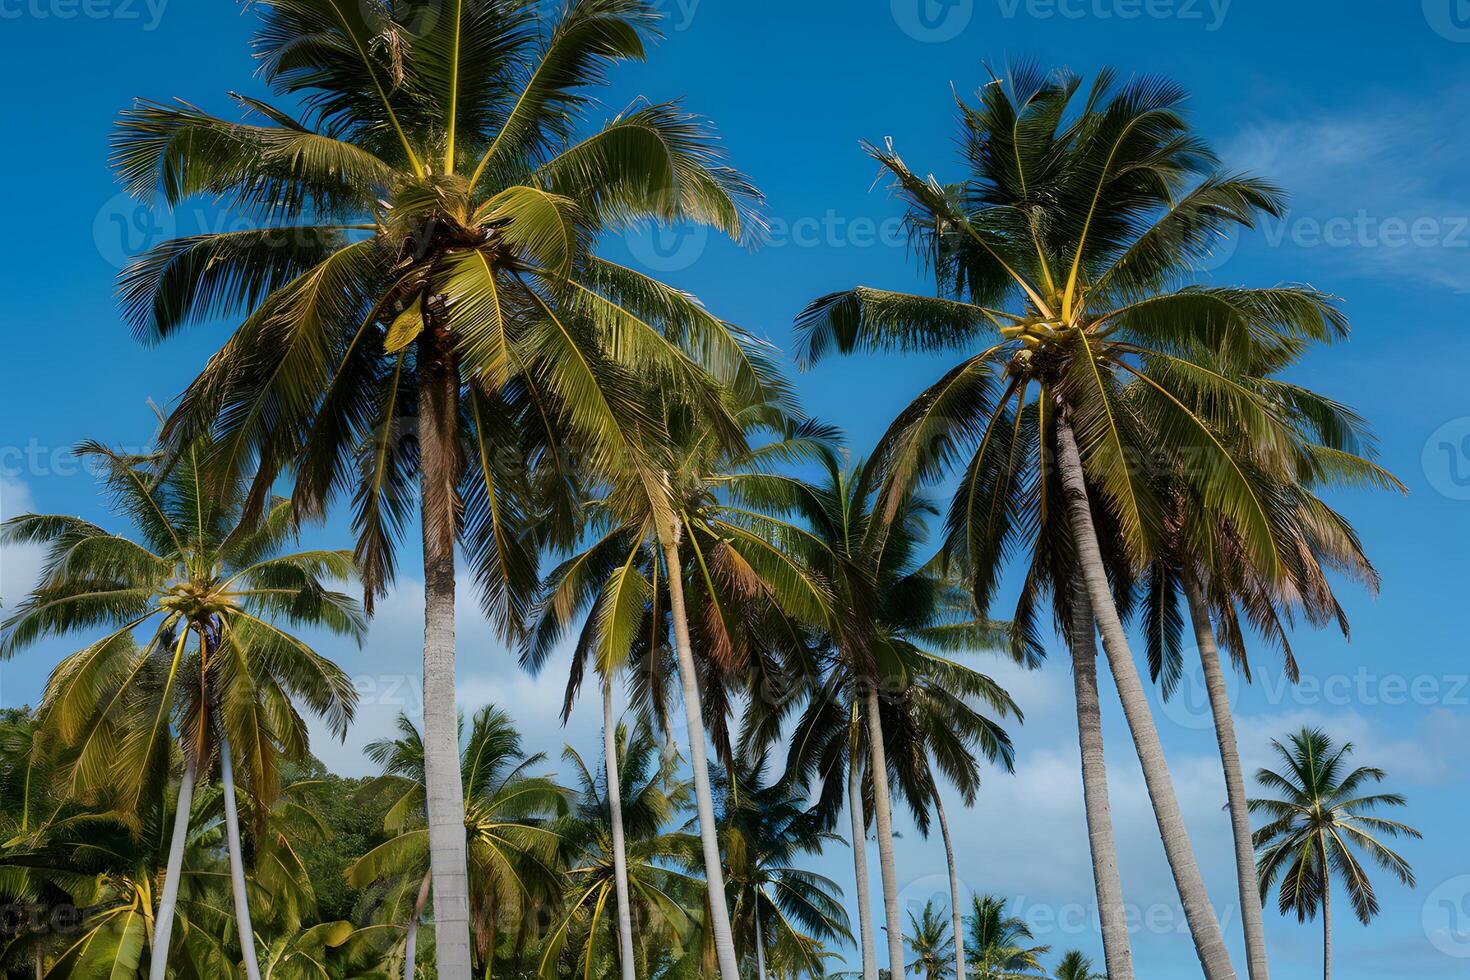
[754,906,768,980]
[418,324,473,980]
[1183,574,1271,980]
[216,725,262,980]
[863,685,907,980]
[404,872,432,980]
[932,787,967,980]
[1068,583,1136,980]
[847,713,879,980]
[602,674,637,980]
[1319,839,1332,980]
[1054,412,1237,980]
[661,529,741,980]
[149,755,197,980]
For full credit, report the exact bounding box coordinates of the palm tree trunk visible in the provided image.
[661,528,741,980]
[418,323,473,980]
[1068,583,1136,980]
[754,907,769,980]
[404,872,432,980]
[149,755,197,980]
[1053,412,1237,980]
[932,787,967,980]
[1183,573,1271,980]
[603,674,638,980]
[847,713,879,980]
[216,725,263,980]
[1319,840,1332,980]
[863,685,908,980]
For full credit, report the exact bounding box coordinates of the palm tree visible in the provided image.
[524,394,833,980]
[797,63,1360,980]
[965,896,1047,980]
[0,441,359,980]
[541,721,706,979]
[1251,728,1420,980]
[348,706,567,979]
[718,758,851,979]
[114,3,763,973]
[904,900,955,980]
[1054,950,1105,980]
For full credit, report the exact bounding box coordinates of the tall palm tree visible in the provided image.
[797,63,1360,980]
[114,3,763,973]
[0,441,359,980]
[1251,728,1420,980]
[717,758,851,980]
[964,896,1047,980]
[904,900,955,980]
[524,396,833,980]
[348,706,567,979]
[1053,950,1105,980]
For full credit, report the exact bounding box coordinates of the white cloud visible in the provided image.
[1,476,44,610]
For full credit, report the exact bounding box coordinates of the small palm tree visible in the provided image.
[348,707,567,980]
[904,900,955,980]
[965,896,1047,980]
[1251,728,1420,980]
[1054,950,1105,980]
[115,3,764,973]
[1,441,360,980]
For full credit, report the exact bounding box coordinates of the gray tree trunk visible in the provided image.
[1183,574,1272,980]
[603,674,637,980]
[932,788,967,980]
[1319,840,1332,980]
[1068,584,1136,980]
[847,717,879,980]
[1053,412,1237,980]
[754,906,768,980]
[149,755,197,980]
[661,530,741,980]
[216,726,262,980]
[404,871,432,980]
[418,324,473,980]
[863,686,907,980]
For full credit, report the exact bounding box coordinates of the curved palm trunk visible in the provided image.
[1054,413,1237,980]
[661,531,741,980]
[149,755,197,980]
[847,715,879,980]
[862,685,907,980]
[1319,839,1332,980]
[1183,574,1271,980]
[404,872,433,980]
[931,788,967,980]
[602,675,638,980]
[216,726,263,980]
[1068,584,1136,980]
[419,325,473,980]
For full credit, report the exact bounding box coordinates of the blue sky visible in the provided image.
[2,1,1469,977]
